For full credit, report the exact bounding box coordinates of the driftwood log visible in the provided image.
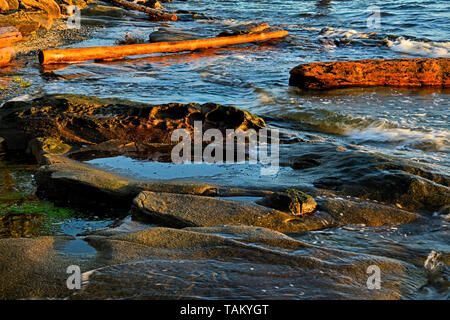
[104,0,177,21]
[39,30,289,64]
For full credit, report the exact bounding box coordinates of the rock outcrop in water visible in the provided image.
[289,58,450,89]
[0,94,265,150]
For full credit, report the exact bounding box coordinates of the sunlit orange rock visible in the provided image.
[0,27,22,48]
[0,47,14,67]
[289,58,450,89]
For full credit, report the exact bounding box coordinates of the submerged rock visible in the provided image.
[218,22,271,37]
[289,58,450,89]
[149,27,198,42]
[0,94,265,151]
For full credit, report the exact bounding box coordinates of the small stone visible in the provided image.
[257,189,317,215]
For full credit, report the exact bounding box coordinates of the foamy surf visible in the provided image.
[347,126,450,152]
[386,37,450,57]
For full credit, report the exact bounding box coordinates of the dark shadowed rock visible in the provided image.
[0,94,265,151]
[0,137,5,154]
[289,58,450,89]
[149,27,198,42]
[288,142,450,213]
[290,153,322,169]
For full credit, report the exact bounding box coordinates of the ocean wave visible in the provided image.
[280,110,449,152]
[386,37,450,57]
[347,126,450,152]
[318,27,377,40]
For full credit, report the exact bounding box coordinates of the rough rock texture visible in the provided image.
[0,236,76,299]
[73,227,422,299]
[317,197,419,227]
[132,190,416,231]
[0,11,41,35]
[257,189,317,215]
[289,58,450,89]
[0,94,265,151]
[132,191,304,231]
[0,0,17,11]
[20,0,61,19]
[81,4,131,18]
[28,137,73,163]
[0,0,8,11]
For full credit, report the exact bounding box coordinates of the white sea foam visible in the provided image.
[424,251,445,274]
[318,27,377,40]
[386,37,450,57]
[346,125,450,152]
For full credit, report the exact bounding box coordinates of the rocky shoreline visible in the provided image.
[0,92,448,298]
[0,1,449,300]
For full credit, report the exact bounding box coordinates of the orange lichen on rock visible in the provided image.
[289,58,450,89]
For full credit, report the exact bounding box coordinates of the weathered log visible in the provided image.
[0,27,22,48]
[104,0,177,21]
[0,47,14,66]
[289,58,450,89]
[39,30,288,65]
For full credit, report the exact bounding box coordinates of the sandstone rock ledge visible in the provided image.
[289,58,450,89]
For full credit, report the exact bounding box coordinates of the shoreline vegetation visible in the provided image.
[0,0,449,300]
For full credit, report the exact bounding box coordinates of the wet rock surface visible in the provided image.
[257,189,317,215]
[72,226,422,300]
[285,142,450,213]
[289,58,450,89]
